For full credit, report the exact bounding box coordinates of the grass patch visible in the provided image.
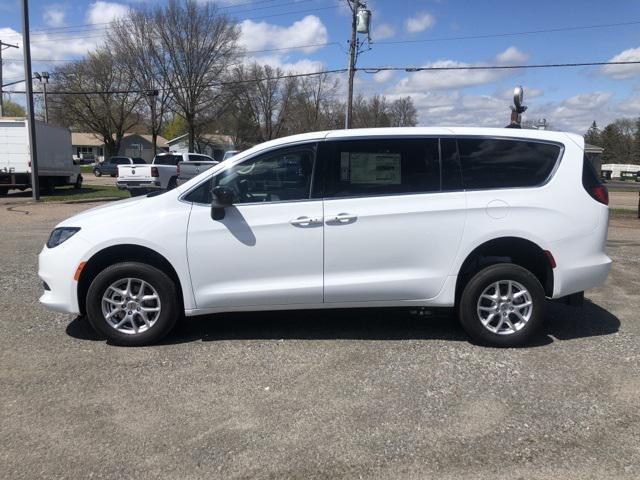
[80,165,95,174]
[42,185,129,203]
[610,208,638,219]
[608,187,640,193]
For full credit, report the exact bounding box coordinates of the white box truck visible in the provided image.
[0,117,82,196]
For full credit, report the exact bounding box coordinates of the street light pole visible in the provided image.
[34,71,49,122]
[21,0,40,200]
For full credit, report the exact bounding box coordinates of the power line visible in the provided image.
[374,20,640,46]
[28,0,336,37]
[7,68,350,93]
[6,60,640,94]
[359,60,640,73]
[3,42,341,63]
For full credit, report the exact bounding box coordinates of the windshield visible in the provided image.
[154,155,181,166]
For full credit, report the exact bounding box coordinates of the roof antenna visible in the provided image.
[506,86,527,129]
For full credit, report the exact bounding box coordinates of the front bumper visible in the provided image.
[38,235,91,315]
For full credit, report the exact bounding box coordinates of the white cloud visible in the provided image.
[373,70,395,83]
[249,55,324,74]
[86,1,129,25]
[495,46,530,64]
[601,46,640,79]
[372,23,395,40]
[239,15,328,54]
[43,4,66,27]
[405,12,435,34]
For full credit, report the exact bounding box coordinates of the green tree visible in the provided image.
[584,121,601,146]
[161,115,187,141]
[633,117,640,164]
[1,98,26,117]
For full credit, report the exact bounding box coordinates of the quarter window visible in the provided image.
[457,138,561,189]
[322,138,440,198]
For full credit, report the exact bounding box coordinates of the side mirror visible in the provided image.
[211,185,234,220]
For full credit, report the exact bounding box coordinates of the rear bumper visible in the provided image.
[176,177,193,186]
[552,253,612,298]
[116,180,161,190]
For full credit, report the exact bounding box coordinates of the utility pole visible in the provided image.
[344,0,371,129]
[34,72,49,122]
[21,0,39,200]
[0,40,19,117]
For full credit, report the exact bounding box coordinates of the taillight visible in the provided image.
[151,167,159,177]
[588,185,609,205]
[582,155,609,205]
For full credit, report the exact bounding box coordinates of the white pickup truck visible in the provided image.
[116,152,213,196]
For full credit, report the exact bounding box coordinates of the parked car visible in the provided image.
[118,152,215,195]
[0,118,82,195]
[94,157,146,177]
[39,127,611,347]
[176,153,218,186]
[222,150,241,161]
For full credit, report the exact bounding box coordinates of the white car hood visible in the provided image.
[56,194,154,228]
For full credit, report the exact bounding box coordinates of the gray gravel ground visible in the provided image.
[1,199,639,480]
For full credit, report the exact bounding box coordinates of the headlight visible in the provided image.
[46,227,80,248]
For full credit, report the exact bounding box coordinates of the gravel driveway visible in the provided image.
[1,199,638,479]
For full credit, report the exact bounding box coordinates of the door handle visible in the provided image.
[290,216,322,227]
[332,213,358,223]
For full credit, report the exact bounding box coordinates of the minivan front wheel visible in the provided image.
[86,262,179,346]
[458,264,545,347]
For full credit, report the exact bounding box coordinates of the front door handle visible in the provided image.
[332,213,358,223]
[290,216,322,227]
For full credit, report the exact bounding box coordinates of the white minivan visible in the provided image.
[38,128,611,347]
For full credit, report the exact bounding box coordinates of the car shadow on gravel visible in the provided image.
[66,300,620,347]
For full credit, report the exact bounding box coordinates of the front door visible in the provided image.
[186,144,324,310]
[320,137,466,303]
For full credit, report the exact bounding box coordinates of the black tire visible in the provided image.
[85,262,180,346]
[458,263,545,347]
[40,178,54,195]
[94,169,102,177]
[167,177,177,190]
[74,174,83,190]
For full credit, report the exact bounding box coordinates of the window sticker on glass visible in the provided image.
[347,152,402,184]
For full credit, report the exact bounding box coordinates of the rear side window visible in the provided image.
[132,158,146,164]
[457,138,561,189]
[323,138,440,198]
[154,155,181,165]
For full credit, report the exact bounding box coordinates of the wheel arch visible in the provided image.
[454,236,554,303]
[77,244,185,316]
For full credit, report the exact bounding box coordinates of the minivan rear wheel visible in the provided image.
[85,262,179,346]
[458,263,545,347]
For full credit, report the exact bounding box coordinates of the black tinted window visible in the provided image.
[154,155,181,165]
[132,158,146,164]
[323,138,440,198]
[441,138,462,191]
[184,146,316,204]
[458,138,561,189]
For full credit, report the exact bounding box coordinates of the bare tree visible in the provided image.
[231,63,297,142]
[388,96,418,127]
[49,48,142,158]
[291,72,339,131]
[150,0,239,151]
[110,9,171,155]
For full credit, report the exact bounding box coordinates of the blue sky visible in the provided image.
[1,0,640,133]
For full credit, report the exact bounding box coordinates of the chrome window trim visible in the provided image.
[180,134,566,204]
